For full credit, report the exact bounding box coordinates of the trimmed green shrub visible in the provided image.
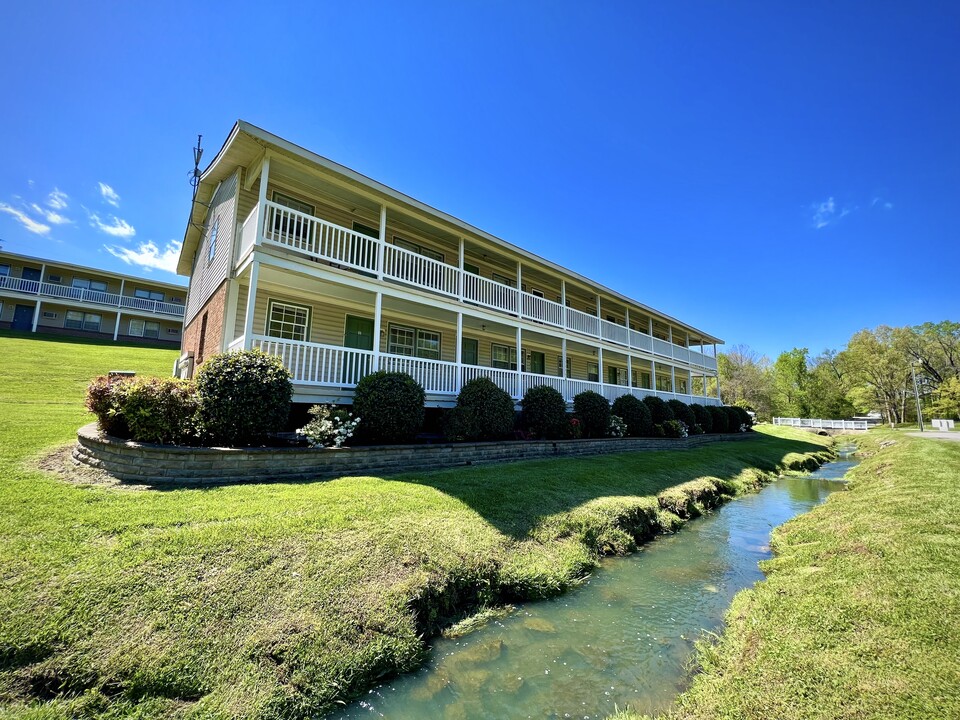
[732,405,753,430]
[352,370,425,444]
[611,394,653,437]
[642,396,675,426]
[689,403,713,434]
[85,375,131,437]
[707,404,729,433]
[195,349,293,446]
[123,377,199,445]
[725,405,745,432]
[520,385,568,439]
[573,391,610,438]
[667,399,697,431]
[652,423,666,437]
[450,377,515,441]
[663,419,688,438]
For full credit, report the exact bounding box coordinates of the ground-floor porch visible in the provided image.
[213,264,721,407]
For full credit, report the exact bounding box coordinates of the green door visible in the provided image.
[343,316,374,384]
[529,351,545,375]
[461,337,478,365]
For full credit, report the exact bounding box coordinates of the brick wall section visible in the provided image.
[73,423,755,486]
[181,280,228,367]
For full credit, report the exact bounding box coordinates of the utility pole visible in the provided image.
[911,363,925,432]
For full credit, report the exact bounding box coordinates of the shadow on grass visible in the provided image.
[393,432,830,540]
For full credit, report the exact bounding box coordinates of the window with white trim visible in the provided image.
[266,300,311,341]
[134,288,165,302]
[72,278,108,293]
[65,311,102,332]
[491,343,517,370]
[207,215,219,264]
[272,192,315,242]
[588,363,599,383]
[492,273,516,288]
[388,324,442,360]
[392,236,444,263]
[0,264,9,277]
[129,319,160,339]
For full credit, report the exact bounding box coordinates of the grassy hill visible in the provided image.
[0,333,832,719]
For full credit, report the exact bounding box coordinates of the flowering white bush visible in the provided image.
[298,405,360,448]
[607,414,627,438]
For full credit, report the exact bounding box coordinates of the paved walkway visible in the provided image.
[907,431,960,442]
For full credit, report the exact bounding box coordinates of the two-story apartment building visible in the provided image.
[176,121,722,407]
[0,250,186,346]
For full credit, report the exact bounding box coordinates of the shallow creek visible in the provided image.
[334,448,858,720]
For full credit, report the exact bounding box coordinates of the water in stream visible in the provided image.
[334,449,858,720]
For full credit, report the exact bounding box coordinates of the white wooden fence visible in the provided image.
[773,417,868,430]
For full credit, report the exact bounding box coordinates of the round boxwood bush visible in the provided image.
[450,377,515,441]
[662,419,687,438]
[611,394,652,437]
[521,384,568,439]
[123,377,199,445]
[667,399,697,432]
[353,371,425,444]
[195,349,292,446]
[725,405,744,432]
[642,395,675,427]
[573,390,610,438]
[707,404,729,433]
[733,405,753,430]
[689,403,713,434]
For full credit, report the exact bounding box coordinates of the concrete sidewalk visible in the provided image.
[907,431,960,442]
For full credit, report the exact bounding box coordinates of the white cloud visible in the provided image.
[89,212,136,238]
[884,202,893,209]
[105,240,181,274]
[0,202,51,235]
[98,182,120,207]
[47,188,69,210]
[30,203,71,225]
[810,197,852,229]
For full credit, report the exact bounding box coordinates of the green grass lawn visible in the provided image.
[0,333,832,719]
[612,428,960,720]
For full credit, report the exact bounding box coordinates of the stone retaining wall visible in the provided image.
[73,422,755,485]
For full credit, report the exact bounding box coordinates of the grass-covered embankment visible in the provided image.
[612,428,960,720]
[0,333,832,719]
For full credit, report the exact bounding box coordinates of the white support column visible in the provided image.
[562,337,568,382]
[627,354,633,389]
[255,157,271,242]
[649,316,654,336]
[377,204,387,280]
[670,364,676,394]
[625,308,631,336]
[31,299,41,332]
[113,312,121,341]
[668,326,673,345]
[515,325,522,398]
[242,260,260,348]
[598,346,604,391]
[222,280,241,351]
[372,292,383,372]
[651,358,657,393]
[457,237,464,301]
[687,369,693,398]
[455,311,463,391]
[595,295,602,338]
[560,280,567,332]
[516,262,522,318]
[39,264,46,284]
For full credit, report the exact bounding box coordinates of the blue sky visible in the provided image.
[1,1,957,361]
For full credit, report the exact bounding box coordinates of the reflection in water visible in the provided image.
[334,452,855,720]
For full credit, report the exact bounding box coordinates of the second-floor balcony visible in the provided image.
[238,200,717,371]
[0,275,186,317]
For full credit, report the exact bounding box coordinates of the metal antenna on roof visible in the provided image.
[190,134,203,198]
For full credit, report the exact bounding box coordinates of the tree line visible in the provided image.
[715,321,960,424]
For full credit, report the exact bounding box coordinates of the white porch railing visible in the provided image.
[774,417,868,430]
[245,336,722,406]
[0,275,185,317]
[463,273,518,314]
[237,200,720,372]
